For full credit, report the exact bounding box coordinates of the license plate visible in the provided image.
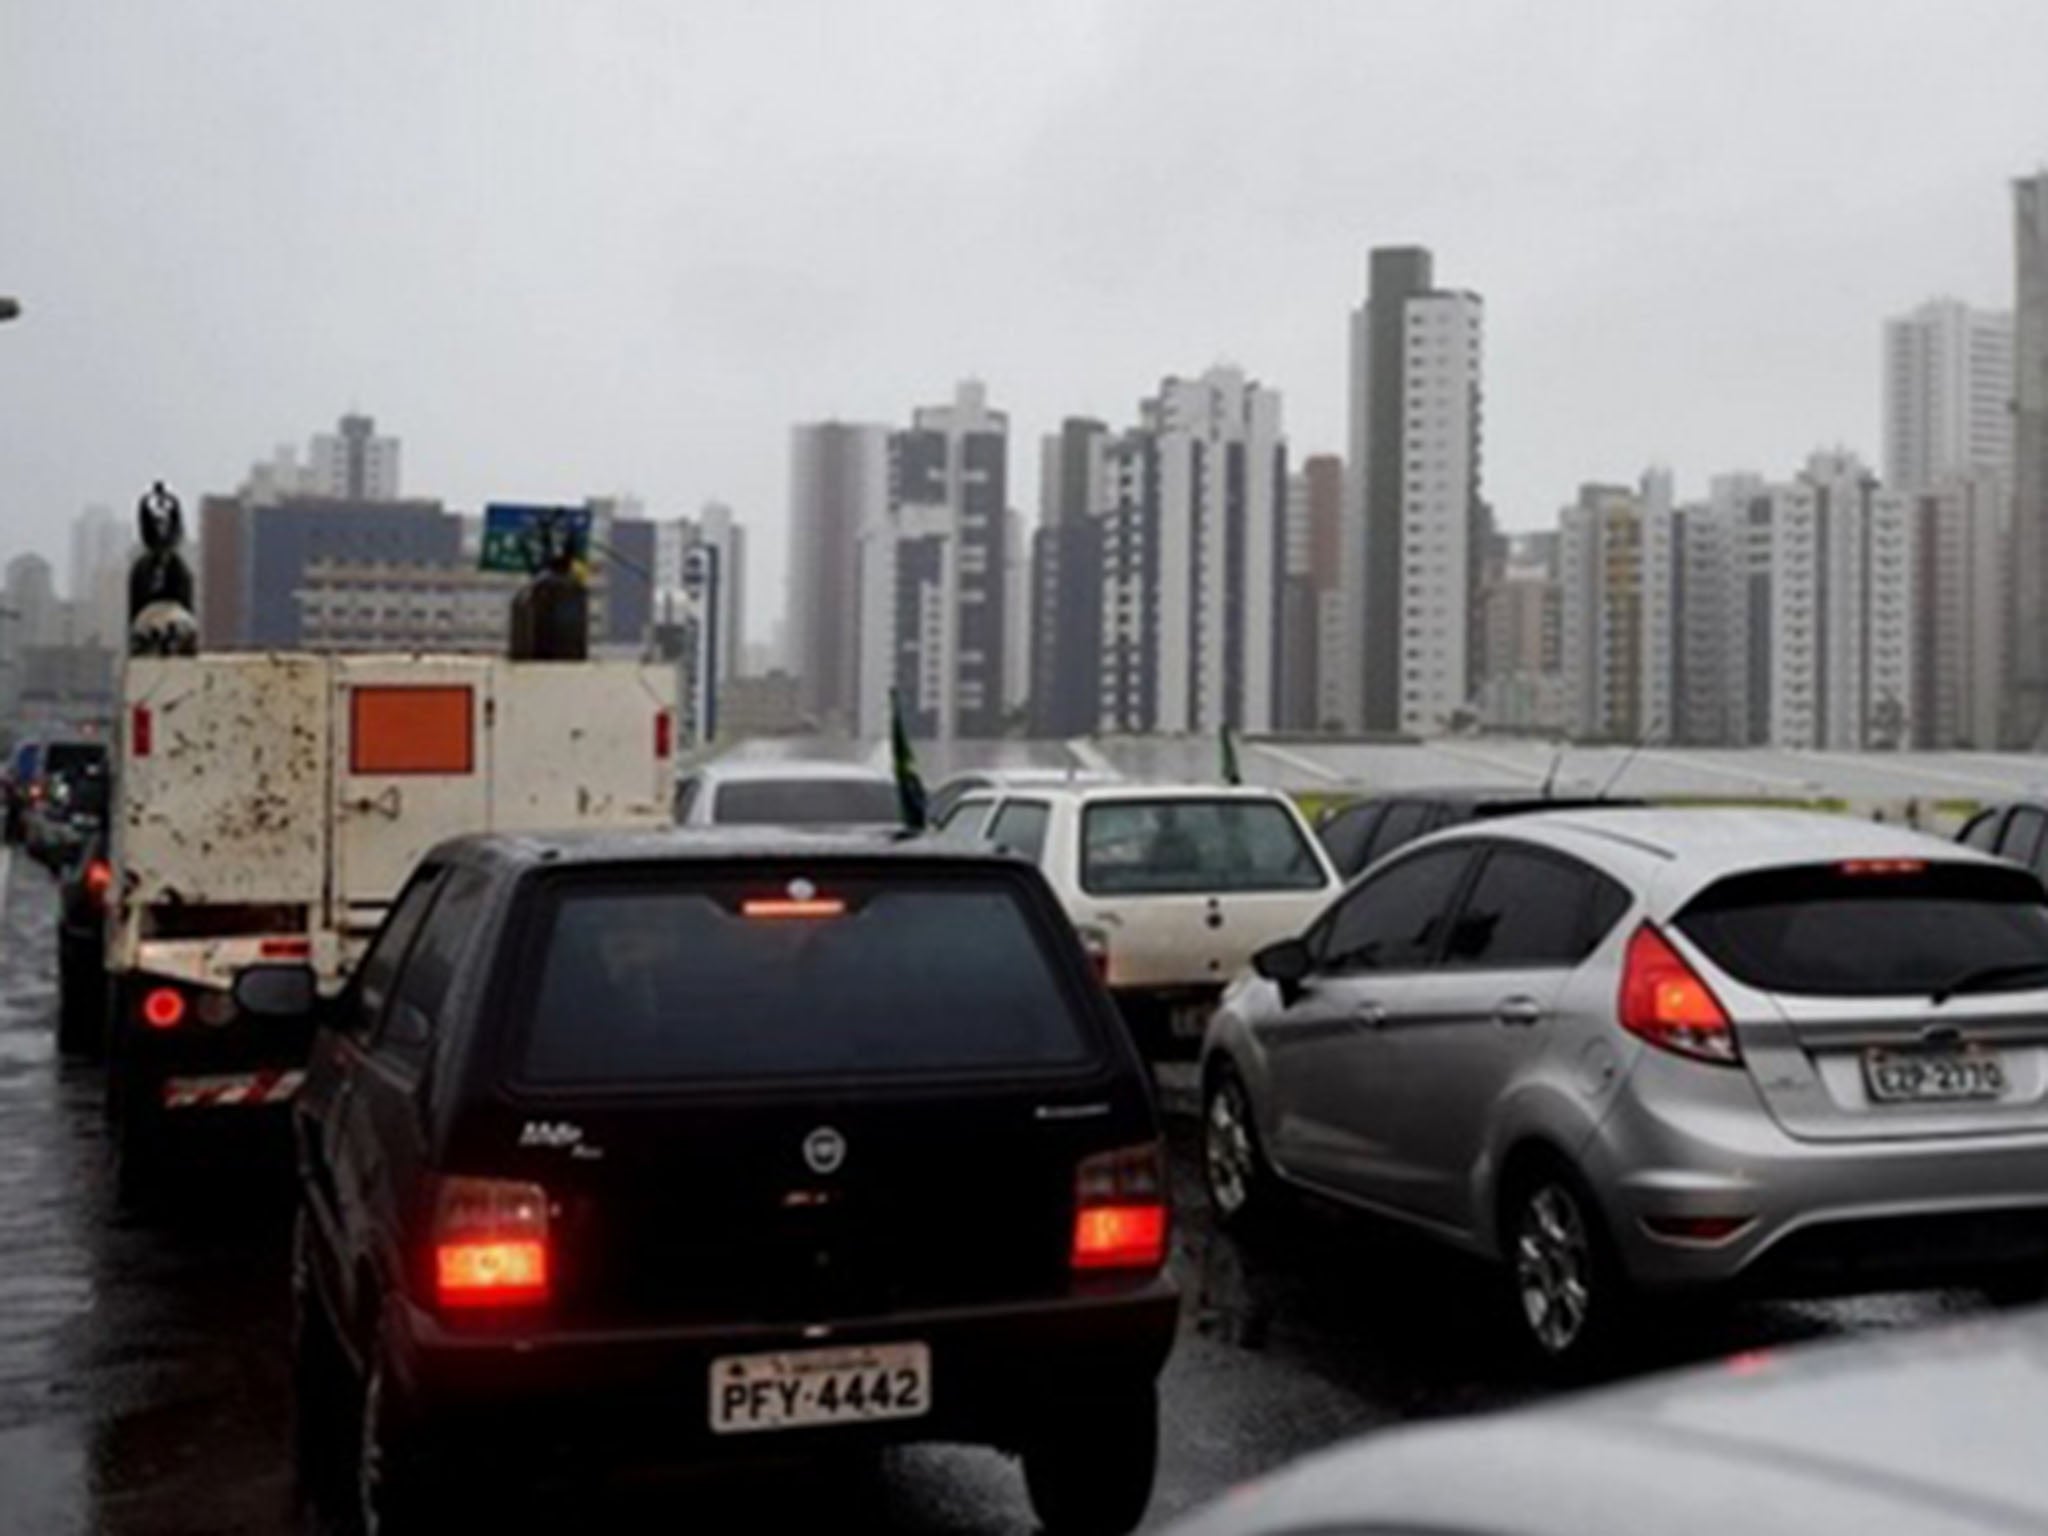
[1863,1047,2008,1105]
[710,1342,931,1435]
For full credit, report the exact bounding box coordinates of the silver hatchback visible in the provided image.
[1201,808,2048,1367]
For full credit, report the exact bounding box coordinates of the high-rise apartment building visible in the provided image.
[1669,474,1765,747]
[1278,455,1344,732]
[788,422,889,731]
[1028,418,1111,737]
[1347,247,1486,735]
[2015,173,2048,745]
[1884,299,2015,490]
[857,381,1010,740]
[308,412,402,501]
[1558,477,1672,743]
[68,504,129,648]
[1910,474,2008,749]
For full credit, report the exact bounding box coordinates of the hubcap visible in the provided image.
[1206,1083,1255,1217]
[1515,1184,1593,1354]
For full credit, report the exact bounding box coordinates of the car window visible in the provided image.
[1318,802,1383,876]
[987,800,1051,864]
[1679,862,2048,998]
[381,866,491,1059]
[352,871,442,1035]
[1998,807,2047,867]
[1317,845,1475,973]
[1442,847,1627,969]
[519,873,1092,1083]
[1362,800,1431,867]
[712,778,901,826]
[933,795,996,844]
[1959,810,2003,853]
[1081,798,1326,895]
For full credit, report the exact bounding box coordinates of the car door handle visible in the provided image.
[1495,997,1544,1028]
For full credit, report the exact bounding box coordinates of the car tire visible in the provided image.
[56,935,106,1060]
[1203,1064,1285,1237]
[291,1210,350,1489]
[357,1312,442,1536]
[1500,1157,1629,1376]
[1022,1381,1158,1536]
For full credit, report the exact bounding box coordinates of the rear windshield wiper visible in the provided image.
[1930,961,2048,1006]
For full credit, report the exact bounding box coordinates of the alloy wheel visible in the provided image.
[1205,1079,1256,1219]
[1515,1182,1593,1356]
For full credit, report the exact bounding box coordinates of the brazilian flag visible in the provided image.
[890,688,929,831]
[1220,722,1243,786]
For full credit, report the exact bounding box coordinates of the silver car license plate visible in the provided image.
[1862,1047,2008,1104]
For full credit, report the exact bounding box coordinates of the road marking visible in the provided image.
[1063,738,1116,774]
[1244,742,1345,783]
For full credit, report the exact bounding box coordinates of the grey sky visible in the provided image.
[3,0,2043,642]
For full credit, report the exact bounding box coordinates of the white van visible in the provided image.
[936,783,1339,1052]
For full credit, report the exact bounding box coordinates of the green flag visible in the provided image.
[890,688,929,831]
[1220,722,1243,786]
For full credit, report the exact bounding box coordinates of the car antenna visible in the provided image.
[1596,719,1661,801]
[1538,739,1567,800]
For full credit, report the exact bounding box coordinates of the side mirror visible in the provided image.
[233,964,318,1019]
[1253,938,1313,987]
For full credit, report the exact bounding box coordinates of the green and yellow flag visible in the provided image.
[1220,722,1243,786]
[890,688,929,831]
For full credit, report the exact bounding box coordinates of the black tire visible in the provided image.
[56,935,106,1060]
[292,1209,352,1491]
[1499,1157,1630,1377]
[1022,1382,1158,1536]
[356,1311,443,1536]
[1202,1063,1285,1237]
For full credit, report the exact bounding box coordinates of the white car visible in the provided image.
[936,783,1340,1052]
[674,758,902,829]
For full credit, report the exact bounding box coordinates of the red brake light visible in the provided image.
[655,710,674,761]
[1072,1143,1168,1273]
[140,986,187,1030]
[258,937,312,959]
[741,897,846,919]
[84,858,113,905]
[433,1177,551,1309]
[131,704,153,759]
[1619,924,1739,1065]
[1837,859,1927,877]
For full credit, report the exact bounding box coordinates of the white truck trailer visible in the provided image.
[88,652,676,1185]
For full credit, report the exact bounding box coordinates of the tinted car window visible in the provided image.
[1319,846,1475,973]
[1318,802,1383,877]
[1363,800,1431,866]
[1999,807,2047,867]
[1081,799,1325,895]
[41,743,107,783]
[1959,810,2003,853]
[353,872,441,1033]
[713,778,900,826]
[1679,863,2048,998]
[384,867,491,1055]
[987,801,1051,864]
[521,875,1092,1083]
[1443,847,1623,968]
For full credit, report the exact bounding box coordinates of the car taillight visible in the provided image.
[131,705,153,759]
[1837,858,1927,877]
[84,858,113,908]
[1071,1143,1168,1273]
[1618,923,1739,1065]
[140,986,186,1030]
[654,709,674,761]
[433,1176,551,1309]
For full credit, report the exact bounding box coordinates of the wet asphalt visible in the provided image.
[0,850,1993,1535]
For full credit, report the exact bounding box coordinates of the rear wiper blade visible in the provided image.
[1930,961,2048,1006]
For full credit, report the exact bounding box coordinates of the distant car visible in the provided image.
[1314,788,1642,880]
[1204,808,2048,1369]
[3,739,43,844]
[1161,1303,2048,1536]
[928,766,1122,827]
[1957,799,2048,882]
[25,741,110,871]
[936,784,1340,1054]
[674,758,903,830]
[55,828,111,1058]
[282,830,1176,1533]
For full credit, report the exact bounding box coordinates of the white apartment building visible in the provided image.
[68,504,129,648]
[1911,472,2008,749]
[308,412,402,501]
[789,421,890,731]
[1884,298,2015,490]
[1671,474,1765,747]
[1557,474,1672,743]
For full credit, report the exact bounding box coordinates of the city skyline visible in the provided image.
[3,2,2044,645]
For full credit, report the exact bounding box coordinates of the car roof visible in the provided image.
[423,826,1016,873]
[687,758,894,785]
[968,782,1303,808]
[1164,1307,2048,1536]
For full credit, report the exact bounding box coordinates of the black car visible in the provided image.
[269,830,1176,1533]
[24,740,110,870]
[1315,789,1642,879]
[55,827,111,1058]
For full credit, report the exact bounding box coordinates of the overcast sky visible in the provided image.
[3,0,2044,642]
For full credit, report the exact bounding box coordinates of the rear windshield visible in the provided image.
[1678,862,2048,998]
[712,778,899,827]
[519,873,1093,1083]
[41,743,105,780]
[1081,798,1326,895]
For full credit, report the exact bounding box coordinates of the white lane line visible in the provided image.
[1063,738,1116,775]
[1245,741,1346,783]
